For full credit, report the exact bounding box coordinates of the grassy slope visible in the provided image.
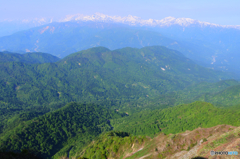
[123,124,240,159]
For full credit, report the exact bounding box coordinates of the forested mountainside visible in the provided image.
[1,101,240,159]
[0,46,236,132]
[0,46,240,159]
[164,79,240,106]
[0,51,60,64]
[0,46,234,111]
[66,101,240,159]
[0,102,125,158]
[111,101,240,136]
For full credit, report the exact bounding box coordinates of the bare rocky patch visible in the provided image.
[122,125,239,159]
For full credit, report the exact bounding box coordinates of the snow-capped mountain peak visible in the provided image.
[60,13,240,29]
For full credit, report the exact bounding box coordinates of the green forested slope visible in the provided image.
[171,79,240,105]
[0,46,233,112]
[0,46,240,159]
[172,79,240,107]
[75,131,146,159]
[5,101,240,159]
[196,84,240,106]
[66,101,240,159]
[111,101,240,137]
[2,101,240,158]
[0,51,60,64]
[0,102,124,158]
[0,46,237,134]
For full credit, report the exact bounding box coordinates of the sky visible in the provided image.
[0,0,240,25]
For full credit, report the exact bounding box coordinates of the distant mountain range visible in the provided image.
[61,13,240,29]
[1,13,240,74]
[0,18,53,37]
[2,13,239,31]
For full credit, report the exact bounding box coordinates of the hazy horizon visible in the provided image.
[1,0,240,25]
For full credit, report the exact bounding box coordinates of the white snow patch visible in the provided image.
[211,56,217,64]
[60,13,240,29]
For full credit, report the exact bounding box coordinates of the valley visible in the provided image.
[1,11,240,159]
[0,46,240,159]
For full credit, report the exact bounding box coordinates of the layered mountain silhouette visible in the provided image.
[1,14,240,73]
[0,46,234,109]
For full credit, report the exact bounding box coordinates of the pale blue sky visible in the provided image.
[1,0,239,25]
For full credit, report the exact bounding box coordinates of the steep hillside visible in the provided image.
[127,125,240,159]
[0,102,124,158]
[2,101,240,159]
[73,131,148,159]
[129,125,240,159]
[73,125,240,159]
[61,101,240,159]
[111,101,240,136]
